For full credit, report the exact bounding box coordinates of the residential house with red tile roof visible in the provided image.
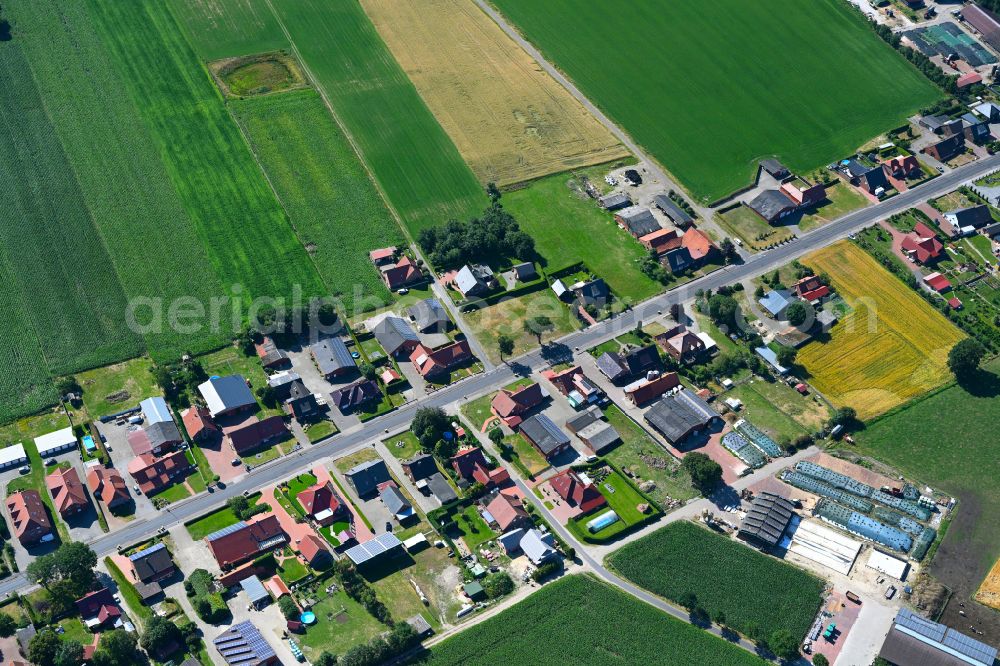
[46,466,89,517]
[6,490,53,545]
[298,533,331,568]
[451,447,509,488]
[87,467,130,511]
[549,469,606,515]
[127,450,192,495]
[410,340,473,378]
[779,181,825,207]
[490,382,545,427]
[792,275,831,302]
[681,227,719,264]
[298,481,345,526]
[182,406,219,443]
[655,329,706,365]
[255,336,290,370]
[227,415,288,456]
[885,155,921,179]
[205,515,287,569]
[483,493,531,533]
[380,255,423,291]
[902,223,944,265]
[638,228,681,254]
[923,272,952,293]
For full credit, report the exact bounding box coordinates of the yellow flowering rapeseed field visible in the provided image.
[798,242,964,419]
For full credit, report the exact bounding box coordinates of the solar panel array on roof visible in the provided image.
[895,608,999,666]
[345,532,402,566]
[128,541,166,561]
[782,472,874,512]
[734,419,783,458]
[213,620,276,666]
[206,521,249,542]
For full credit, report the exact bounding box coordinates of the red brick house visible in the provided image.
[792,275,831,302]
[46,466,89,517]
[549,469,606,514]
[6,490,53,545]
[205,515,287,569]
[901,223,944,264]
[127,450,192,495]
[625,372,681,405]
[87,467,131,511]
[483,493,531,532]
[380,255,423,290]
[490,382,545,427]
[298,481,346,526]
[227,415,288,456]
[182,406,219,443]
[410,340,472,378]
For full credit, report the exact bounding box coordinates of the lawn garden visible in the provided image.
[464,291,579,364]
[725,378,829,442]
[418,574,767,665]
[608,521,824,642]
[491,0,939,202]
[566,467,660,543]
[185,492,269,541]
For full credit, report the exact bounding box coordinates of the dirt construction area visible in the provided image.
[359,0,628,186]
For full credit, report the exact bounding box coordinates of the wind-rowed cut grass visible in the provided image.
[268,0,487,234]
[87,0,325,304]
[230,90,402,312]
[490,0,940,202]
[7,0,232,362]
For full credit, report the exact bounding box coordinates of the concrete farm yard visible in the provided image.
[489,0,940,202]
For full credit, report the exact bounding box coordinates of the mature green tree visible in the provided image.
[315,652,338,666]
[139,616,182,657]
[524,315,553,344]
[0,614,16,638]
[769,629,799,662]
[785,301,808,326]
[28,631,62,666]
[53,640,84,666]
[812,655,830,666]
[828,406,858,431]
[26,542,96,596]
[677,591,698,611]
[278,595,299,620]
[359,363,377,381]
[681,453,723,494]
[92,629,142,666]
[488,427,504,446]
[482,572,514,599]
[776,345,797,368]
[486,182,501,202]
[707,294,739,331]
[948,338,986,379]
[412,407,451,450]
[497,334,515,362]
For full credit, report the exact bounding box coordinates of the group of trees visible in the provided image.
[411,407,457,458]
[26,543,98,619]
[30,629,141,666]
[336,622,420,666]
[150,357,208,408]
[481,572,514,599]
[418,203,535,269]
[226,495,267,522]
[332,559,392,625]
[184,568,229,623]
[139,615,194,659]
[681,452,723,495]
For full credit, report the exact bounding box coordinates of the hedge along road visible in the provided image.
[3,153,999,602]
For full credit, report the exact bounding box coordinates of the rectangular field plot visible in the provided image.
[168,0,287,60]
[231,90,402,313]
[420,575,767,666]
[608,521,824,642]
[359,0,628,186]
[0,40,144,375]
[268,0,487,235]
[490,0,940,202]
[88,0,325,305]
[7,0,232,361]
[798,242,964,419]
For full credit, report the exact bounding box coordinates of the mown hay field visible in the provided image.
[359,0,628,187]
[608,522,824,642]
[418,574,767,665]
[230,90,403,313]
[267,0,486,235]
[798,242,964,420]
[490,0,940,202]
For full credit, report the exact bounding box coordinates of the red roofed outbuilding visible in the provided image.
[923,272,952,293]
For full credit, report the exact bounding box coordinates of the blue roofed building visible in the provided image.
[310,337,356,379]
[140,397,172,425]
[755,346,789,375]
[758,290,793,319]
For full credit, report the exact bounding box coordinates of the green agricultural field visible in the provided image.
[855,358,1000,626]
[490,0,940,202]
[168,0,287,60]
[6,0,232,363]
[0,38,144,376]
[88,0,324,305]
[268,0,486,234]
[608,522,824,642]
[231,90,403,312]
[501,167,661,302]
[417,575,766,665]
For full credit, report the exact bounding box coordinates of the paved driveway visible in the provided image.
[95,421,158,519]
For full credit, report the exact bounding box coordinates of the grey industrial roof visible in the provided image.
[345,533,402,566]
[199,376,256,417]
[213,620,276,666]
[617,206,661,236]
[427,472,458,503]
[240,575,270,605]
[738,492,796,549]
[520,414,571,456]
[141,397,172,425]
[311,337,355,375]
[403,453,438,481]
[674,388,716,421]
[519,528,557,565]
[380,485,411,516]
[598,192,632,210]
[146,420,181,448]
[644,390,717,444]
[408,298,450,332]
[565,405,602,433]
[652,194,694,225]
[374,316,419,354]
[880,608,998,666]
[576,421,620,453]
[747,190,796,221]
